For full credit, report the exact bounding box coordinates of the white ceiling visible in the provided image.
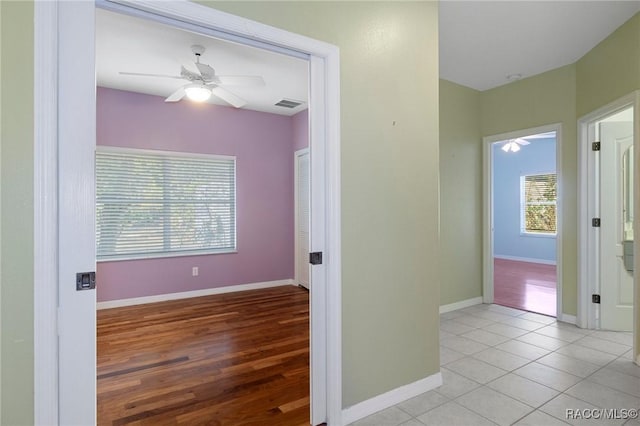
[96,9,308,116]
[98,2,640,108]
[440,1,640,91]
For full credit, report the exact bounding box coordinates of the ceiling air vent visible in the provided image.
[275,98,303,109]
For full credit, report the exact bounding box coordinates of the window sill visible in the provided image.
[520,232,556,239]
[97,249,238,263]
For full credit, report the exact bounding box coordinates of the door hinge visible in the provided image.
[592,141,601,151]
[592,218,601,227]
[592,294,601,304]
[309,252,323,265]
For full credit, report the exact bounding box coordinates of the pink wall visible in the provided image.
[97,87,306,302]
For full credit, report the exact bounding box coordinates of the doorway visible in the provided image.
[483,124,563,319]
[579,97,637,332]
[36,1,341,425]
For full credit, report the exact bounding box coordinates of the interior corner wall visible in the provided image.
[439,79,482,306]
[1,1,34,424]
[576,13,640,118]
[96,87,298,302]
[292,109,309,151]
[481,65,578,316]
[204,1,441,409]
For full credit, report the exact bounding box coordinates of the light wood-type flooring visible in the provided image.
[494,258,557,317]
[97,286,310,425]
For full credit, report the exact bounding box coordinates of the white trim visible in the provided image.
[96,145,236,161]
[483,123,563,320]
[341,373,442,425]
[577,91,639,331]
[558,314,577,325]
[34,1,59,424]
[439,297,483,314]
[493,254,557,266]
[97,279,296,310]
[36,1,341,424]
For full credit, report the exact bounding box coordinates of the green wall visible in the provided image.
[207,1,442,407]
[481,65,578,316]
[1,2,34,425]
[576,13,640,118]
[439,80,483,306]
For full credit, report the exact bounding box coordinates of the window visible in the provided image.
[521,173,557,235]
[96,148,236,260]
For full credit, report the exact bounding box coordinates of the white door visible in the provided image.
[296,150,310,289]
[58,2,97,424]
[600,117,634,331]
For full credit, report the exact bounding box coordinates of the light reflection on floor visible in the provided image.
[494,258,556,317]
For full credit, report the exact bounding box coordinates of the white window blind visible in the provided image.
[96,148,236,260]
[520,173,557,234]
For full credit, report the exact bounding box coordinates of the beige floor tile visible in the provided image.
[440,336,489,355]
[440,346,465,366]
[488,373,559,407]
[495,340,550,360]
[535,325,585,342]
[566,380,640,409]
[416,401,497,426]
[455,387,533,426]
[588,368,640,398]
[574,335,631,356]
[513,362,582,391]
[516,332,568,351]
[351,406,412,426]
[396,390,449,417]
[472,347,530,371]
[513,409,570,425]
[445,357,508,384]
[500,317,547,331]
[438,368,481,399]
[461,329,510,346]
[556,343,618,366]
[536,352,601,377]
[482,323,529,338]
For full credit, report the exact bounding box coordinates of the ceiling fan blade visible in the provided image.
[180,66,202,81]
[214,75,265,87]
[195,62,216,80]
[165,86,186,102]
[210,86,246,108]
[120,71,183,79]
[515,138,531,146]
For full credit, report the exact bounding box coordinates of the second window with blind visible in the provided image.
[520,172,557,235]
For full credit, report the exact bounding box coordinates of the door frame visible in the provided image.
[34,1,342,424]
[577,92,639,343]
[482,123,564,320]
[295,148,310,288]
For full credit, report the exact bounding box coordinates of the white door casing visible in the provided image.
[599,120,634,331]
[37,1,342,425]
[295,149,310,289]
[578,92,639,358]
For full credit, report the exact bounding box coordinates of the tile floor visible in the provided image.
[351,304,639,426]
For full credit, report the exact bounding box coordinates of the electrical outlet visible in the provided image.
[192,267,199,276]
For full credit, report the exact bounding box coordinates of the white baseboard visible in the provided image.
[440,297,483,314]
[342,372,442,425]
[558,314,576,325]
[97,279,295,310]
[494,254,556,265]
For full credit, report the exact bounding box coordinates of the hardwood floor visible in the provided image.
[97,286,310,425]
[493,258,557,317]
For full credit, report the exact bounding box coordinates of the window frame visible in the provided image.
[520,172,557,237]
[96,146,237,262]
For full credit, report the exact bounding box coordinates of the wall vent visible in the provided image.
[275,98,303,108]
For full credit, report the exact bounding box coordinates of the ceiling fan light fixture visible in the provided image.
[184,84,212,102]
[502,140,521,153]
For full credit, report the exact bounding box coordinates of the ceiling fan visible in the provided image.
[119,44,265,108]
[501,137,530,152]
